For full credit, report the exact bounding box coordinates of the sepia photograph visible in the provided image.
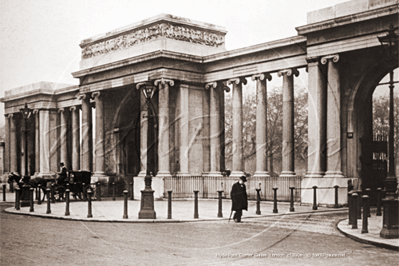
[0,0,398,265]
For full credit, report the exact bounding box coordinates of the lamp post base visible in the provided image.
[138,189,156,219]
[380,198,399,239]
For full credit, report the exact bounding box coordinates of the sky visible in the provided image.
[0,0,395,127]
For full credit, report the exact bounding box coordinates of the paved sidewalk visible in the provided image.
[337,216,399,251]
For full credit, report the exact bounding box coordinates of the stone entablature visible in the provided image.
[80,14,227,62]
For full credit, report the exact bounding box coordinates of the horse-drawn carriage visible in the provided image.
[8,170,92,202]
[54,170,92,201]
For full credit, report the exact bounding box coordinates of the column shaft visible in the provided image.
[231,81,244,177]
[178,84,190,175]
[138,91,148,177]
[59,109,68,166]
[306,60,327,178]
[209,84,221,175]
[93,93,105,175]
[281,71,295,177]
[325,58,344,178]
[9,115,18,173]
[4,115,10,173]
[157,83,171,176]
[34,111,40,174]
[81,94,93,171]
[39,110,50,176]
[71,107,80,171]
[253,76,269,177]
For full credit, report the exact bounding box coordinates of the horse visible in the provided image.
[7,172,49,201]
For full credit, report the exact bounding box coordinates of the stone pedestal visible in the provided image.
[380,198,399,239]
[138,190,156,219]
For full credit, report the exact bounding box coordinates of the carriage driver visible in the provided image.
[56,162,68,186]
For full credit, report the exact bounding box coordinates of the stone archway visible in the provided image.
[346,51,397,202]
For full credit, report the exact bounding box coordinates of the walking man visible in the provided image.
[231,175,248,222]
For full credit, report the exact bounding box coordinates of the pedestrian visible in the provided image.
[231,175,248,223]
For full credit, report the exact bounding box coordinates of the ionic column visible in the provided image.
[305,58,327,178]
[137,86,148,178]
[278,68,299,178]
[4,114,10,173]
[33,110,40,175]
[70,106,80,171]
[39,110,51,177]
[9,114,18,174]
[322,55,344,178]
[227,77,247,178]
[177,84,190,176]
[59,108,68,167]
[252,73,272,178]
[92,92,107,180]
[79,93,93,172]
[154,78,173,199]
[206,82,222,176]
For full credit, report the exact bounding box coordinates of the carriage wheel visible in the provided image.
[54,187,65,201]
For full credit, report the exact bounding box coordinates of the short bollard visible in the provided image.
[255,188,261,215]
[365,188,371,217]
[334,185,339,208]
[46,188,51,214]
[194,190,199,218]
[123,190,128,219]
[82,183,87,201]
[376,187,382,216]
[273,187,278,213]
[289,186,295,212]
[37,184,42,205]
[112,182,116,201]
[168,190,172,219]
[361,195,369,234]
[15,188,20,210]
[356,190,362,219]
[87,189,93,218]
[65,189,70,216]
[51,183,55,203]
[218,190,224,217]
[3,184,6,201]
[351,193,358,229]
[348,191,353,225]
[10,181,14,193]
[96,182,101,201]
[130,182,134,200]
[29,187,34,212]
[312,186,318,210]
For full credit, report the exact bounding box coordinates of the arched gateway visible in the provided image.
[1,0,397,205]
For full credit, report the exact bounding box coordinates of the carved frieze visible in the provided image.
[81,23,225,59]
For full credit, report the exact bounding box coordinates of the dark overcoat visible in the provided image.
[231,182,248,211]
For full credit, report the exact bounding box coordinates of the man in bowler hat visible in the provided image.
[231,175,248,222]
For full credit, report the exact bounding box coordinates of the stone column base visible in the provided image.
[229,171,244,178]
[154,173,168,200]
[279,171,296,178]
[380,198,399,239]
[206,171,223,177]
[253,171,270,178]
[304,172,325,179]
[324,171,344,179]
[301,177,348,206]
[133,176,145,200]
[91,172,109,184]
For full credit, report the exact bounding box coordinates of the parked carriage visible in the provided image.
[54,170,92,201]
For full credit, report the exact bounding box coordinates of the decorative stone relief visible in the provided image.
[81,23,225,59]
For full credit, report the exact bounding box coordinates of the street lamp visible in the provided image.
[378,24,398,239]
[20,102,32,184]
[137,82,157,219]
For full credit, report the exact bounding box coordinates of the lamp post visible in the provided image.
[378,24,398,239]
[20,103,32,207]
[137,82,157,219]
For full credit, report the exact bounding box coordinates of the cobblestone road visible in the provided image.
[1,203,397,266]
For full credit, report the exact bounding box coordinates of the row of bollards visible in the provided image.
[13,185,343,220]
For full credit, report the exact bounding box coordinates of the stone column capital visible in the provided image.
[32,109,39,115]
[277,68,299,77]
[77,93,86,101]
[58,108,65,113]
[227,77,247,86]
[136,82,147,90]
[154,78,174,87]
[69,106,77,112]
[91,91,101,99]
[321,54,339,64]
[205,81,218,90]
[251,73,272,81]
[6,113,13,119]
